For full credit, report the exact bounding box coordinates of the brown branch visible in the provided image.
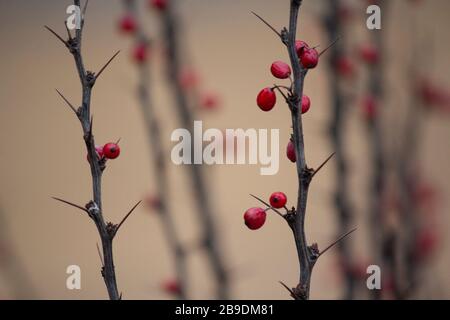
[160,1,229,299]
[121,0,189,299]
[48,0,122,300]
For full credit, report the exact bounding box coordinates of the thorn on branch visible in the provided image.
[318,227,357,258]
[52,196,88,213]
[113,200,142,237]
[279,281,296,298]
[55,89,78,115]
[95,50,121,81]
[249,194,285,218]
[311,152,336,179]
[44,25,68,47]
[319,37,341,57]
[251,11,282,39]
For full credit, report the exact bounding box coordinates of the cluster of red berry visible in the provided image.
[256,40,318,112]
[118,0,168,63]
[87,142,121,162]
[244,192,287,230]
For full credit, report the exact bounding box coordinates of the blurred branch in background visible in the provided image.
[322,0,356,299]
[155,0,229,299]
[362,0,389,300]
[119,0,188,299]
[0,206,37,299]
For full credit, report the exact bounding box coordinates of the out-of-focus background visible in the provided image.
[0,0,449,299]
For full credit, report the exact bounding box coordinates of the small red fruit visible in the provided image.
[270,61,291,79]
[87,145,104,162]
[361,95,377,120]
[359,44,379,64]
[269,192,287,209]
[179,68,200,90]
[103,143,121,159]
[133,43,148,63]
[161,279,181,295]
[257,87,276,111]
[200,92,220,110]
[150,0,167,11]
[295,40,309,57]
[118,15,136,33]
[336,56,355,78]
[244,207,266,230]
[301,95,311,114]
[286,140,296,163]
[300,47,319,69]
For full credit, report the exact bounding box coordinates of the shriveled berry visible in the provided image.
[300,47,319,69]
[295,40,309,57]
[257,87,276,111]
[301,95,311,114]
[118,15,136,33]
[286,140,296,163]
[244,207,266,230]
[150,0,167,11]
[270,61,291,79]
[103,143,121,159]
[269,192,287,209]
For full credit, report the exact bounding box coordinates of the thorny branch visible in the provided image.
[158,0,229,299]
[252,0,355,300]
[121,0,188,299]
[47,0,139,300]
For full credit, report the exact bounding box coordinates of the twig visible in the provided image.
[55,89,78,115]
[121,0,189,299]
[159,0,229,299]
[47,0,126,300]
[322,0,356,299]
[95,50,121,81]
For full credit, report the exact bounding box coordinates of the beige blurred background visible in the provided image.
[0,0,449,299]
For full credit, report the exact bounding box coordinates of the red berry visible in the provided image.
[269,192,287,209]
[103,143,121,159]
[300,48,319,69]
[118,15,136,33]
[361,95,377,120]
[286,140,296,163]
[179,68,200,90]
[295,40,309,57]
[87,145,104,162]
[200,92,220,110]
[133,43,148,63]
[161,279,181,295]
[301,95,311,114]
[257,87,276,111]
[244,207,266,230]
[336,56,355,78]
[359,44,379,64]
[270,61,291,79]
[150,0,167,10]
